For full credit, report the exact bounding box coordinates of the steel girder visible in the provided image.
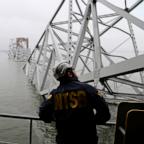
[23,0,144,100]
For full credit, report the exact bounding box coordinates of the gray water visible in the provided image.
[0,52,116,144]
[0,52,43,144]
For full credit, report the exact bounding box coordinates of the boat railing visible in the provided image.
[0,113,40,144]
[0,113,115,144]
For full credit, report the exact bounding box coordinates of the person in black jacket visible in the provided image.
[39,62,111,144]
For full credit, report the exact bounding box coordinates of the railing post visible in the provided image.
[29,119,33,144]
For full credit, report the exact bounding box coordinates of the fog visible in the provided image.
[0,0,60,50]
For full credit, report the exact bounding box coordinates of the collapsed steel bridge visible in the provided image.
[23,0,144,100]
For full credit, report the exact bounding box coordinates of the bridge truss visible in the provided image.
[23,0,144,100]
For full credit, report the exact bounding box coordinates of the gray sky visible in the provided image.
[0,0,144,52]
[0,0,60,50]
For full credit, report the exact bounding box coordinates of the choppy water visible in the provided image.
[0,52,116,144]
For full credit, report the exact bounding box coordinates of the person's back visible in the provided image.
[53,80,98,144]
[39,62,111,144]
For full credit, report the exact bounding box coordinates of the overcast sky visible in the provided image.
[0,0,144,51]
[0,0,60,50]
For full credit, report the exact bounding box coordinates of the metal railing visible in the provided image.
[0,113,40,144]
[0,113,115,144]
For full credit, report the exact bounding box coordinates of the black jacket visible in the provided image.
[39,79,110,144]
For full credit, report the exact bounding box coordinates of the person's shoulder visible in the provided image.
[44,89,57,101]
[82,82,96,89]
[50,88,57,94]
[73,80,88,87]
[77,81,98,92]
[44,89,57,99]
